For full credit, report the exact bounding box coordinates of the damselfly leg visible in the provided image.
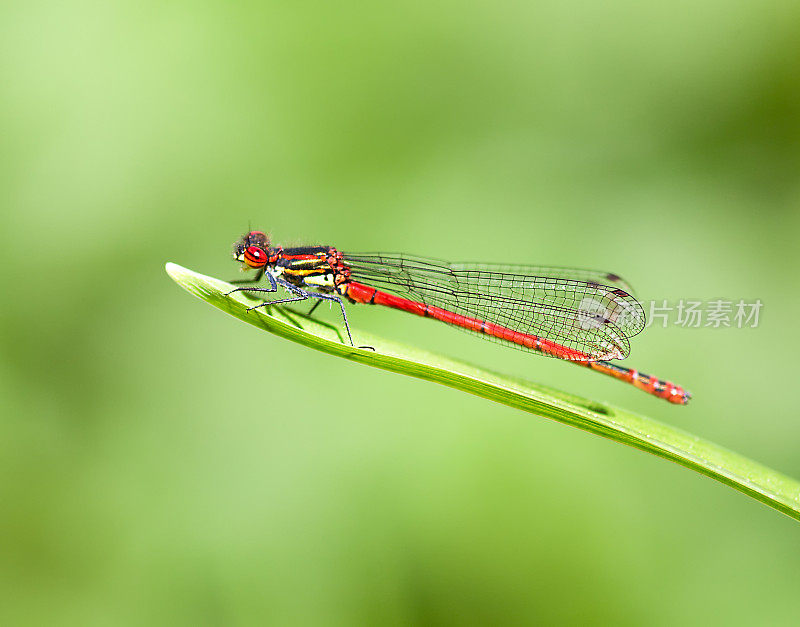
[227,276,359,348]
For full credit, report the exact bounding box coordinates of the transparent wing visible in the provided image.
[341,253,646,361]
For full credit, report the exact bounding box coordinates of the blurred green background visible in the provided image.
[2,0,800,624]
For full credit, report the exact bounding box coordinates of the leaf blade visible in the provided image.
[166,262,800,521]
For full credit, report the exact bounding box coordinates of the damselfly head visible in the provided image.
[233,230,270,268]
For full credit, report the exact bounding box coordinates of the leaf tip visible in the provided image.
[165,262,194,287]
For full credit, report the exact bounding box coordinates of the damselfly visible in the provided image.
[229,231,691,405]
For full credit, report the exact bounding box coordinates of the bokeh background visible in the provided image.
[2,0,800,624]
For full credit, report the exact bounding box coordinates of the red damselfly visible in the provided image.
[229,231,691,405]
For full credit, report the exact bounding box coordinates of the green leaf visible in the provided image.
[166,262,800,521]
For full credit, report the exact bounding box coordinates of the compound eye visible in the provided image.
[243,246,268,268]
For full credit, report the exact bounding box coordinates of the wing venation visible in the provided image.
[341,253,646,361]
